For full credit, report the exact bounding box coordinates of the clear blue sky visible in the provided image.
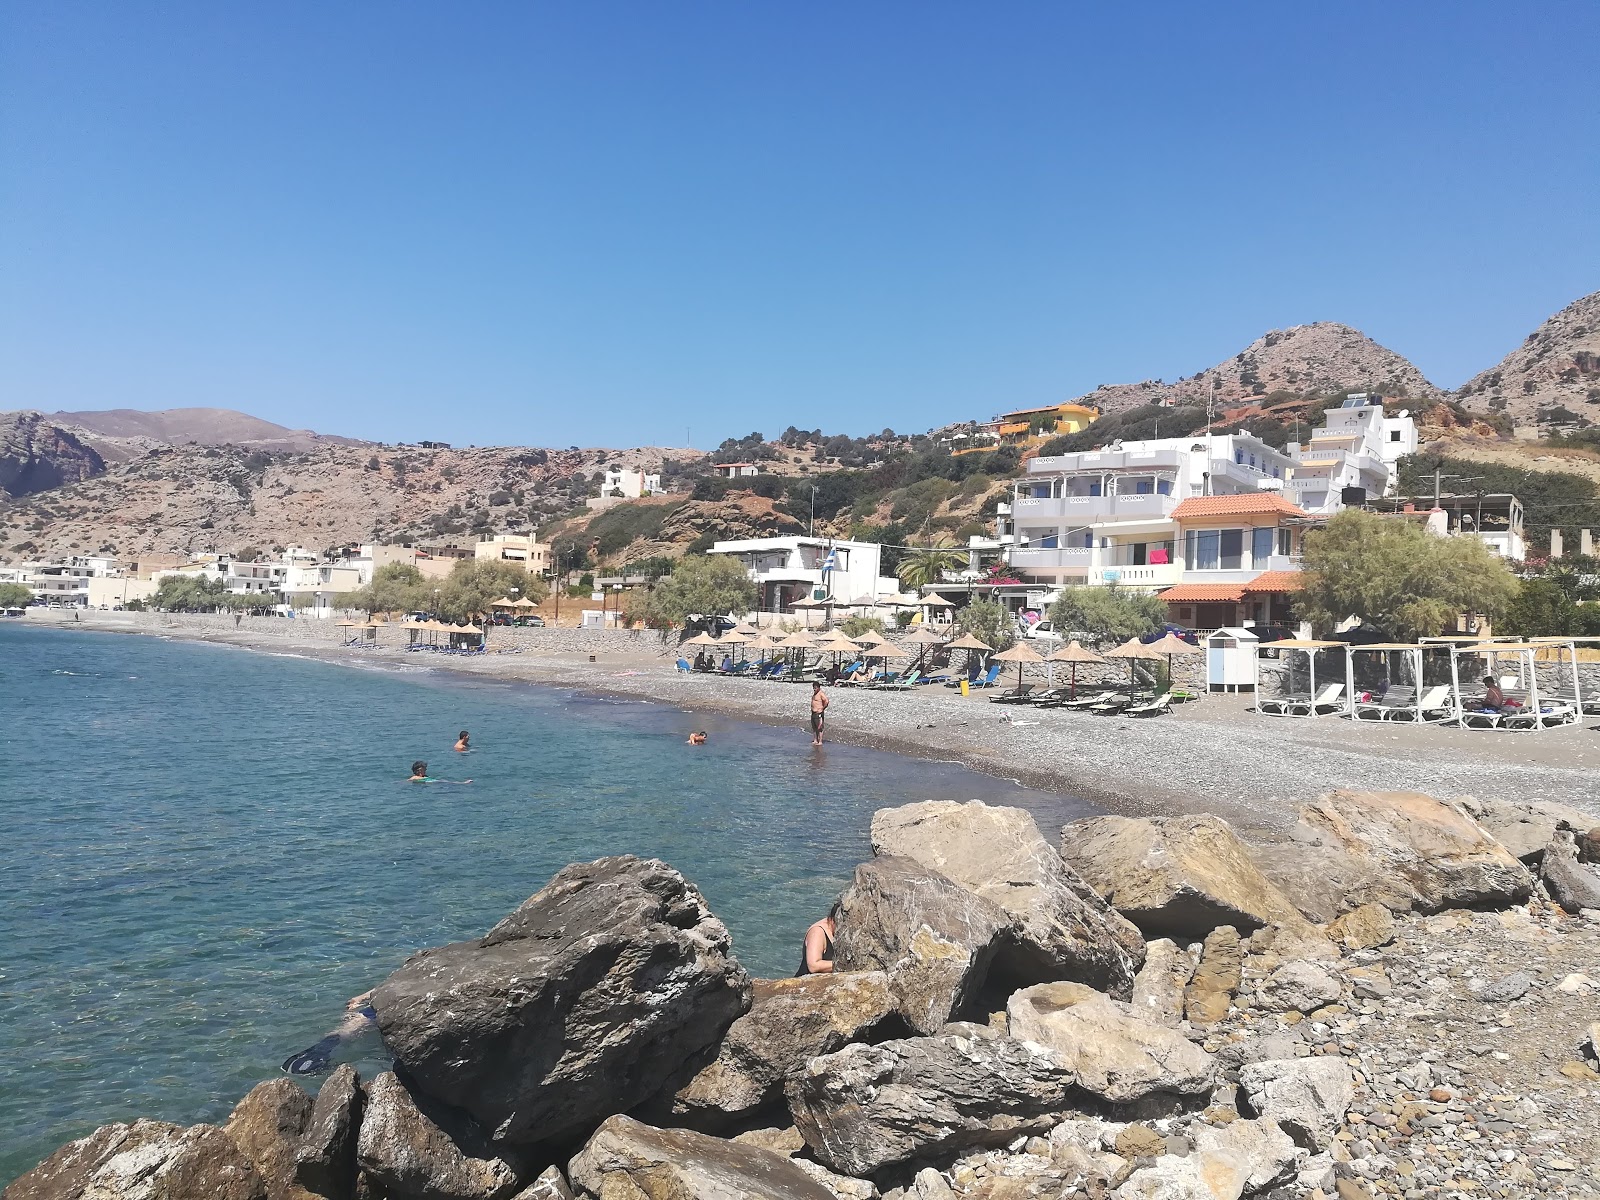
[2,3,1596,449]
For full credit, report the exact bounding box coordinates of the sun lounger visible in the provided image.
[970,664,1003,689]
[1089,695,1134,715]
[1048,689,1121,711]
[1352,686,1416,721]
[989,685,1036,704]
[676,658,694,673]
[1411,685,1455,722]
[1123,691,1173,718]
[1501,701,1577,730]
[1259,682,1342,716]
[874,669,922,691]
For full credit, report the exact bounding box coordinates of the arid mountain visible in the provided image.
[0,412,106,499]
[1073,322,1442,415]
[49,406,369,460]
[1456,291,1600,432]
[0,441,694,561]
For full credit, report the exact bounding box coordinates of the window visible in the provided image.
[1039,534,1058,549]
[1278,528,1293,556]
[1252,527,1275,566]
[1133,478,1153,495]
[1390,430,1402,442]
[1185,531,1220,570]
[1220,529,1244,570]
[1088,480,1102,497]
[1235,451,1245,465]
[1157,478,1172,495]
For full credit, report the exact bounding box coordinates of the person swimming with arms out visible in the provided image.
[408,760,471,784]
[454,730,471,752]
[686,731,708,745]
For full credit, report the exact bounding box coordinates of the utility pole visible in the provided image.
[809,486,818,537]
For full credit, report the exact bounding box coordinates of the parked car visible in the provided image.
[525,615,545,627]
[1022,619,1065,644]
[1247,624,1296,644]
[1140,623,1201,645]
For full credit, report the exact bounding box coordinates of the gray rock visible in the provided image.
[1456,796,1595,863]
[1129,938,1194,1028]
[3,1119,267,1200]
[1247,840,1414,924]
[1060,815,1316,940]
[373,856,751,1145]
[1472,971,1532,1004]
[786,1034,1076,1177]
[295,1065,364,1200]
[791,1158,880,1199]
[1541,827,1600,914]
[869,801,1145,996]
[1294,790,1533,914]
[509,1167,573,1200]
[663,971,898,1127]
[1215,1032,1306,1072]
[1255,962,1342,1014]
[1237,1058,1354,1151]
[912,1169,956,1200]
[1005,982,1215,1103]
[567,1115,835,1199]
[224,1079,313,1200]
[355,1072,528,1200]
[834,856,1014,1034]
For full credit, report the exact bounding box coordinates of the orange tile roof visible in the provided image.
[1159,583,1246,603]
[1242,570,1304,593]
[1170,494,1309,520]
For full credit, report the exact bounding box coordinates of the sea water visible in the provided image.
[0,624,1093,1182]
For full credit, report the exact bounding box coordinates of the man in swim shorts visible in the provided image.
[810,681,829,746]
[454,730,470,752]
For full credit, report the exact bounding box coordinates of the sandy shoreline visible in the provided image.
[17,609,1600,837]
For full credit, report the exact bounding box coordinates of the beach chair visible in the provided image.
[1411,685,1455,722]
[1502,700,1577,730]
[1123,691,1173,718]
[874,669,922,691]
[1273,683,1344,717]
[1352,686,1416,721]
[1048,689,1120,711]
[967,664,1003,689]
[1089,693,1135,715]
[1019,686,1069,705]
[989,684,1035,704]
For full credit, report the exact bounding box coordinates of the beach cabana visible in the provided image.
[1047,639,1105,699]
[1448,640,1583,730]
[1344,643,1455,722]
[1254,640,1345,716]
[990,641,1045,695]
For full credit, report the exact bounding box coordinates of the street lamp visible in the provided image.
[610,582,623,626]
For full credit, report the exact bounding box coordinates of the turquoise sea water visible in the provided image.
[0,625,1093,1183]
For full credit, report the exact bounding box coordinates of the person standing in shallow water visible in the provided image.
[810,681,829,746]
[454,730,470,752]
[797,907,838,975]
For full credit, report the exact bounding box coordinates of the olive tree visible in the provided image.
[641,554,756,628]
[1049,585,1165,648]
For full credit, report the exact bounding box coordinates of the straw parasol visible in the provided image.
[512,596,540,609]
[731,621,761,637]
[1105,636,1167,690]
[990,641,1045,692]
[901,623,947,671]
[875,591,921,608]
[945,632,993,651]
[776,630,816,648]
[489,597,518,609]
[1047,639,1105,698]
[1146,631,1201,689]
[682,631,722,647]
[853,628,889,646]
[863,639,909,658]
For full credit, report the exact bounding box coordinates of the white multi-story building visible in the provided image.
[1287,394,1417,513]
[225,560,289,596]
[600,467,662,499]
[1005,432,1296,589]
[281,563,364,618]
[708,537,899,615]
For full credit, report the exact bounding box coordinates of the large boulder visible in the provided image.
[566,1115,835,1199]
[869,801,1145,996]
[662,971,898,1127]
[1457,796,1596,863]
[372,856,751,1145]
[786,1035,1076,1177]
[295,1066,364,1200]
[3,1119,266,1200]
[224,1079,314,1200]
[1191,1118,1298,1195]
[1245,840,1414,923]
[1542,826,1600,914]
[355,1072,529,1200]
[1005,983,1215,1103]
[833,856,1014,1034]
[1236,1059,1354,1152]
[1183,926,1243,1027]
[1060,816,1313,940]
[1294,791,1533,913]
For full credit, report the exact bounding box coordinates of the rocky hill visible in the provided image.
[1456,290,1600,433]
[50,406,369,461]
[1074,322,1442,416]
[0,441,695,561]
[0,411,106,499]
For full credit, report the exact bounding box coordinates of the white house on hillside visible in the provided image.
[708,536,899,615]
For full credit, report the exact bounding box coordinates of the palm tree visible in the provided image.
[897,544,968,590]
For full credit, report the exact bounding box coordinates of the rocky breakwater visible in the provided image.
[10,794,1600,1200]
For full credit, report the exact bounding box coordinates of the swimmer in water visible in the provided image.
[409,760,471,784]
[282,990,377,1076]
[687,731,708,745]
[454,730,470,752]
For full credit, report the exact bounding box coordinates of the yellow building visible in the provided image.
[952,402,1100,456]
[474,533,549,574]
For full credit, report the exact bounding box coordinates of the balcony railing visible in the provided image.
[1011,492,1179,522]
[1028,447,1187,475]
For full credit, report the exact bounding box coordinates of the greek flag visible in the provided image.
[822,549,837,572]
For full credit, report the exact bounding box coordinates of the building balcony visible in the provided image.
[1008,546,1094,572]
[1029,447,1187,475]
[1094,562,1183,588]
[1011,492,1180,523]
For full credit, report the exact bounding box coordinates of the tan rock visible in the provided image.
[1247,841,1414,924]
[1130,938,1194,1027]
[1295,790,1533,913]
[568,1115,836,1199]
[1325,903,1396,951]
[4,1119,267,1200]
[1006,982,1215,1102]
[224,1079,315,1200]
[1113,1125,1165,1159]
[1060,815,1316,940]
[1185,926,1243,1027]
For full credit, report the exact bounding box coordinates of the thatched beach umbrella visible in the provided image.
[853,628,889,646]
[991,641,1045,693]
[682,631,722,646]
[902,623,947,672]
[1105,637,1167,690]
[944,630,993,675]
[1047,639,1105,699]
[1146,632,1201,689]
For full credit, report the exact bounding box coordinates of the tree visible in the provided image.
[1049,585,1165,647]
[840,614,886,638]
[896,545,967,590]
[640,555,756,628]
[152,575,229,612]
[340,563,428,616]
[0,582,33,608]
[1298,509,1519,641]
[436,559,549,623]
[955,597,1015,651]
[1501,579,1577,637]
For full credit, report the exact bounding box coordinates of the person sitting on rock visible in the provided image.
[797,905,839,976]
